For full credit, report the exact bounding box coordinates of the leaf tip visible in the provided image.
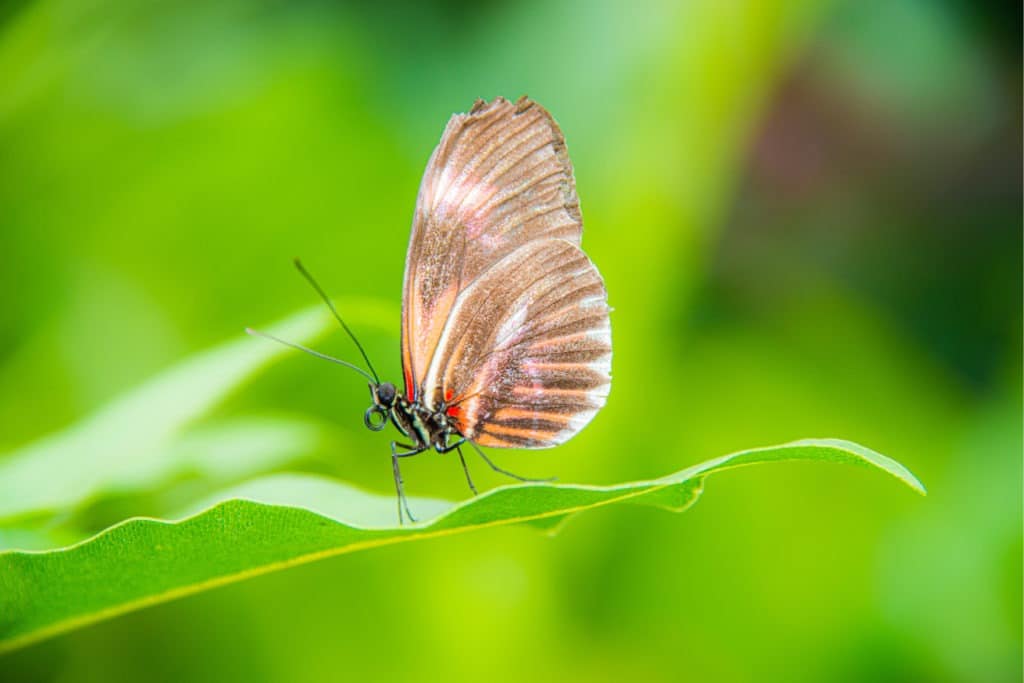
[905,473,927,496]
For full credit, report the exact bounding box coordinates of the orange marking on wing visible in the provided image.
[474,431,559,449]
[493,407,572,424]
[483,423,555,440]
[472,433,515,449]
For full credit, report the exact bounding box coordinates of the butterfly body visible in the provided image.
[365,381,461,456]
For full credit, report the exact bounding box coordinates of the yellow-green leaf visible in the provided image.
[0,438,923,654]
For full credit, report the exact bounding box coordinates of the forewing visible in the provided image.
[422,239,611,449]
[401,96,583,400]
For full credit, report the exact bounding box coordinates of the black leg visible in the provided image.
[432,437,478,495]
[456,445,478,496]
[391,449,405,524]
[390,441,423,524]
[393,441,423,458]
[466,440,556,483]
[434,437,466,454]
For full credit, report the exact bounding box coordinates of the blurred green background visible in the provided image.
[1,0,1020,681]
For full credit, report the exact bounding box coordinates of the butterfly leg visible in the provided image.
[431,437,478,496]
[390,441,423,524]
[466,440,556,483]
[456,445,478,496]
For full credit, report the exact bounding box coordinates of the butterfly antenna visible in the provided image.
[293,258,380,383]
[245,328,376,383]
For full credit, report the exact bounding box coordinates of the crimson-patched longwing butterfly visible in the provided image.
[249,96,612,523]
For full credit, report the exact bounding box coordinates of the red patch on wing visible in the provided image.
[444,388,462,422]
[445,404,463,431]
[403,366,415,401]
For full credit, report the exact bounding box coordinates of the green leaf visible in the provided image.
[0,438,923,654]
[0,415,340,552]
[0,303,391,525]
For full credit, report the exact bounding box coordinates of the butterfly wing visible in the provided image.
[424,238,611,448]
[401,96,584,403]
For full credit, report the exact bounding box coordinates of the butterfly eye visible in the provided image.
[377,382,396,406]
[364,406,388,431]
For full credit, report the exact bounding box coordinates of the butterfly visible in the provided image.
[250,96,612,523]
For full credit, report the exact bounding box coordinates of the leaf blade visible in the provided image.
[0,438,924,654]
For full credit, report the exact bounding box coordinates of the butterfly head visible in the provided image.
[364,381,397,431]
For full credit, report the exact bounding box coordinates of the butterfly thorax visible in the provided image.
[392,396,457,451]
[364,381,458,452]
